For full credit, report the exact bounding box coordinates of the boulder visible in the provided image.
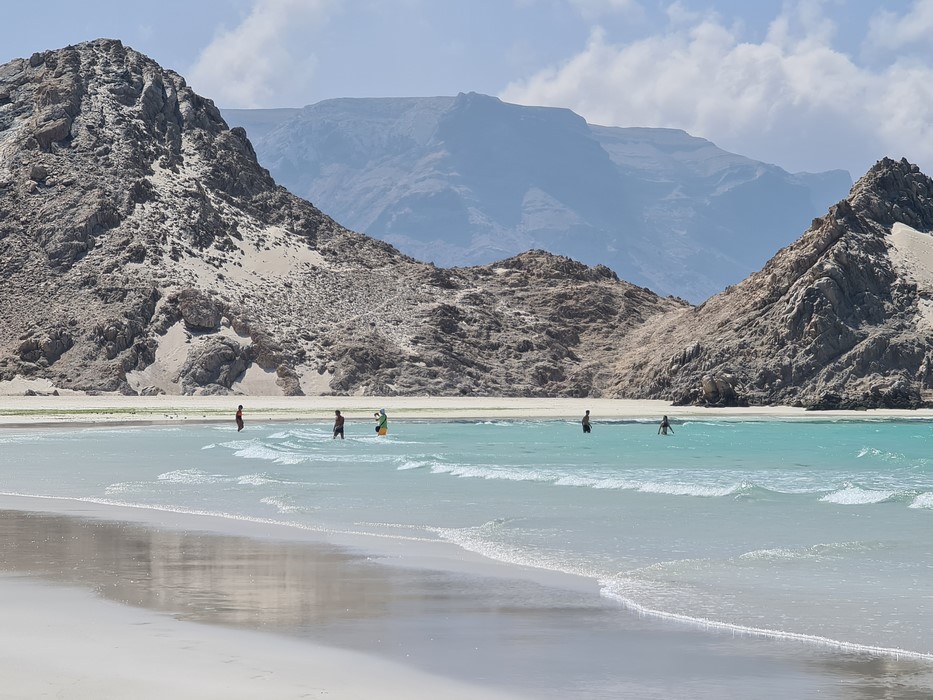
[178,289,221,332]
[177,337,250,394]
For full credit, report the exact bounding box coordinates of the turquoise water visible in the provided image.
[1,417,932,657]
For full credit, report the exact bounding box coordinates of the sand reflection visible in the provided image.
[0,509,397,629]
[4,508,933,699]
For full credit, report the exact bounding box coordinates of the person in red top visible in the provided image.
[333,410,345,439]
[235,405,244,432]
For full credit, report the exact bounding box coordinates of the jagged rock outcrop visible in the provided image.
[0,40,684,397]
[608,158,933,408]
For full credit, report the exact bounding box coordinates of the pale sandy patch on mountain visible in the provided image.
[231,364,281,395]
[125,321,190,395]
[126,323,254,395]
[0,377,80,396]
[888,222,933,332]
[297,366,334,394]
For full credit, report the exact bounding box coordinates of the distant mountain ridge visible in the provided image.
[225,94,852,302]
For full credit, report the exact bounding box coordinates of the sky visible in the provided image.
[1,0,931,177]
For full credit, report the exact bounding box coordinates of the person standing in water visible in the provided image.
[377,408,388,436]
[658,415,673,436]
[582,410,592,434]
[235,405,244,432]
[333,410,345,440]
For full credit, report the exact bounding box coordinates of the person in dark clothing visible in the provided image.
[582,410,592,434]
[333,410,345,439]
[235,405,244,432]
[658,415,674,436]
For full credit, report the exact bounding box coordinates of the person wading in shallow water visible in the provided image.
[377,408,388,436]
[582,410,592,434]
[235,405,244,432]
[333,410,345,440]
[658,415,674,436]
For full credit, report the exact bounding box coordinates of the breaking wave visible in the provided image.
[819,486,896,505]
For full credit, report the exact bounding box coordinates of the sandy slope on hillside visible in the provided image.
[889,222,933,332]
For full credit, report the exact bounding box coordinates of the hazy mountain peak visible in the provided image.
[225,95,852,302]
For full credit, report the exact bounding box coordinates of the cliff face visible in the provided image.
[225,96,851,302]
[0,40,683,397]
[608,158,933,409]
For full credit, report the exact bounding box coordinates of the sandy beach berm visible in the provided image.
[3,391,933,426]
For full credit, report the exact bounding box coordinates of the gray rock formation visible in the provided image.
[0,40,684,397]
[224,95,851,302]
[608,158,933,409]
[3,41,927,407]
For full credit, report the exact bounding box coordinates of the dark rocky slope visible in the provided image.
[608,158,933,408]
[0,40,684,397]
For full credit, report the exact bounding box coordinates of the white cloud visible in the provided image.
[866,0,933,52]
[188,0,335,108]
[500,1,933,176]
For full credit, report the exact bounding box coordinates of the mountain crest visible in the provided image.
[0,40,684,397]
[847,156,933,230]
[224,95,852,302]
[609,157,933,409]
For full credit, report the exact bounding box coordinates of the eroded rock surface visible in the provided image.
[609,158,933,408]
[0,40,684,397]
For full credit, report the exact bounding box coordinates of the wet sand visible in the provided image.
[2,496,933,699]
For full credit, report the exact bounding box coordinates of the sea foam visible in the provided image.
[819,486,895,505]
[157,468,229,485]
[909,492,933,509]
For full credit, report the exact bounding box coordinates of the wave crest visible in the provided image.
[819,486,895,505]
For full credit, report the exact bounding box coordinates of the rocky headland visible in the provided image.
[2,40,931,407]
[609,158,933,409]
[0,39,684,398]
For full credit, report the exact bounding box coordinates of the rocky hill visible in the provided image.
[608,158,933,409]
[0,40,685,397]
[224,95,851,302]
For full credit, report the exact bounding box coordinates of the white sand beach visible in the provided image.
[2,494,931,699]
[2,389,932,427]
[0,573,527,700]
[3,396,933,698]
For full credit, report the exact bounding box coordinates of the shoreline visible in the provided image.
[5,410,933,696]
[4,495,933,698]
[3,394,933,427]
[0,493,596,593]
